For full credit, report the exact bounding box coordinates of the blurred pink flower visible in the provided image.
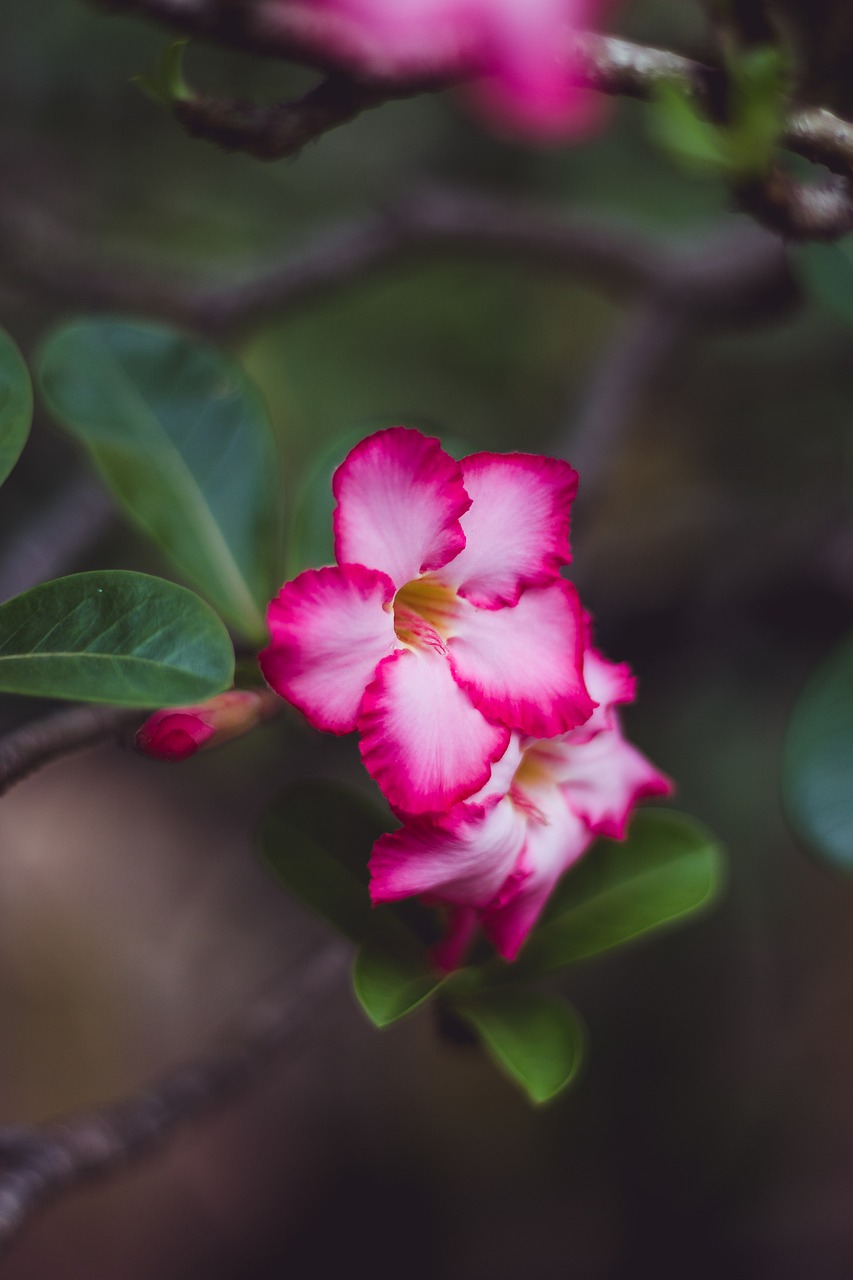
[369,645,672,966]
[136,689,276,761]
[260,426,593,815]
[279,0,609,140]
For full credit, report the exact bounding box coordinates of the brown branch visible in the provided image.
[736,170,853,240]
[784,105,853,178]
[173,71,434,160]
[0,187,668,336]
[92,0,853,239]
[0,945,348,1255]
[0,704,141,800]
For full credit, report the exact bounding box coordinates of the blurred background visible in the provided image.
[2,1,853,1276]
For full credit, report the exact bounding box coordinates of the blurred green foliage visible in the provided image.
[784,634,853,872]
[650,46,788,178]
[259,784,722,1099]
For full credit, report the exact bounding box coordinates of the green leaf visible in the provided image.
[258,780,392,943]
[132,39,191,109]
[160,39,190,102]
[726,44,787,176]
[0,570,233,705]
[353,926,443,1027]
[38,320,279,640]
[286,429,365,575]
[795,239,853,329]
[454,987,584,1104]
[649,46,786,179]
[259,781,440,1024]
[649,81,730,174]
[0,326,32,489]
[515,810,724,977]
[784,634,853,872]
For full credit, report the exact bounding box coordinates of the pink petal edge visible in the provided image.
[449,578,595,738]
[444,451,578,609]
[358,646,510,816]
[332,426,471,589]
[260,563,397,734]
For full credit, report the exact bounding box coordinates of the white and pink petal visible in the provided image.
[449,580,594,738]
[260,564,397,734]
[369,796,525,908]
[434,732,524,829]
[333,426,470,588]
[358,647,509,816]
[443,451,577,608]
[482,790,592,960]
[573,646,636,740]
[465,0,608,140]
[559,718,673,839]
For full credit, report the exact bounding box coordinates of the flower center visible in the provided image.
[508,742,558,824]
[393,575,458,650]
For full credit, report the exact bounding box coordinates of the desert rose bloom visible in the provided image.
[281,0,607,140]
[369,646,672,966]
[260,426,593,815]
[136,689,277,761]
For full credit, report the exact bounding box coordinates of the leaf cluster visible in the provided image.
[258,786,723,1104]
[0,315,726,1105]
[0,318,286,707]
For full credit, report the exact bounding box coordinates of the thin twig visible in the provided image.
[0,945,348,1254]
[173,71,436,160]
[0,705,141,800]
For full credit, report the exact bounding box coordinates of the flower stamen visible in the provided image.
[393,574,459,649]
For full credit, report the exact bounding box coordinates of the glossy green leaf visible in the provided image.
[455,987,584,1104]
[784,634,853,871]
[258,780,392,943]
[795,240,853,329]
[0,570,233,705]
[353,926,443,1027]
[514,810,724,977]
[0,326,32,489]
[38,320,279,639]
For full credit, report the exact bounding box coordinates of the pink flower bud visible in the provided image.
[136,690,276,761]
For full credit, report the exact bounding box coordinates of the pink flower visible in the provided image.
[369,645,673,965]
[260,426,593,815]
[281,0,609,141]
[136,689,277,761]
